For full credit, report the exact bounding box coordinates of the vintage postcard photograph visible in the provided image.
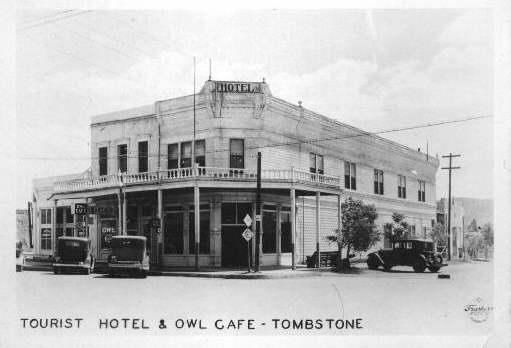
[12,2,507,347]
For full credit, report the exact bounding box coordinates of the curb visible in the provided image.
[147,270,329,279]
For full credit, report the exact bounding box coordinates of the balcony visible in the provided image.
[53,167,343,194]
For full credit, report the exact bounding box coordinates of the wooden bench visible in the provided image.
[306,251,338,268]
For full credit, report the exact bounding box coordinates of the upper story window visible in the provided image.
[344,161,356,190]
[374,169,384,195]
[180,141,192,168]
[418,180,426,202]
[309,153,324,174]
[230,139,244,169]
[117,144,128,173]
[195,140,206,167]
[168,140,206,170]
[398,174,407,198]
[138,141,148,173]
[40,209,51,225]
[168,143,179,169]
[99,147,108,176]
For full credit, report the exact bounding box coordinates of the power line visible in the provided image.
[18,10,92,31]
[17,114,492,161]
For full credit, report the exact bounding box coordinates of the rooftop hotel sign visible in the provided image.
[214,82,262,93]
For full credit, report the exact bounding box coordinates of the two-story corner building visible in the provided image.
[31,79,439,269]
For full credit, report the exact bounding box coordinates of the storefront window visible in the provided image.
[222,203,251,225]
[40,228,51,250]
[65,206,73,223]
[56,207,64,224]
[127,205,138,235]
[262,209,277,253]
[164,212,183,254]
[280,212,292,253]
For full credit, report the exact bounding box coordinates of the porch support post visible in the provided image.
[194,183,200,271]
[122,192,127,236]
[52,199,57,257]
[290,188,296,270]
[73,207,77,237]
[316,191,320,268]
[337,193,342,262]
[157,189,163,266]
[117,191,122,236]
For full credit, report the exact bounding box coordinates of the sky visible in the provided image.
[16,8,494,208]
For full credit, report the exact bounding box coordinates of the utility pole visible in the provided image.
[441,153,461,261]
[192,56,200,271]
[255,152,262,272]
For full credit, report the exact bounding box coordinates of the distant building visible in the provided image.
[16,209,30,248]
[437,197,465,259]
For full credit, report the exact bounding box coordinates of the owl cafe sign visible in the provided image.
[214,81,263,94]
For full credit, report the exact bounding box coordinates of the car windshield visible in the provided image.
[111,239,145,261]
[58,240,89,262]
[414,241,434,252]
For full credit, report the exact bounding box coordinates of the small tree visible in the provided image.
[327,197,380,271]
[430,222,446,247]
[391,212,409,239]
[481,223,493,247]
[467,218,478,232]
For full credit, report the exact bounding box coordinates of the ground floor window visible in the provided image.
[41,228,51,250]
[188,207,210,254]
[164,211,183,254]
[280,211,292,252]
[56,227,64,239]
[221,202,251,225]
[263,207,277,253]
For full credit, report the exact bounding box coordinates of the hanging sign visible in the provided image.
[242,228,254,242]
[243,214,252,227]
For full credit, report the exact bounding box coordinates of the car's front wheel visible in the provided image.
[413,259,426,273]
[367,254,380,270]
[428,266,440,273]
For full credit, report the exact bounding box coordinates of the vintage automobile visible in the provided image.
[367,238,446,273]
[53,237,94,274]
[16,241,24,272]
[107,236,149,278]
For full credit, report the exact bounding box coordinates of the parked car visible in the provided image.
[107,236,149,278]
[16,241,23,272]
[367,238,446,273]
[53,237,94,274]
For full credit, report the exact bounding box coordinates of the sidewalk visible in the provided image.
[147,265,336,279]
[20,261,337,279]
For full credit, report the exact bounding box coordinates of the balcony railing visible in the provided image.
[53,167,342,193]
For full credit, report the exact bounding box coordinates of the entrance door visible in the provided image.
[221,225,248,267]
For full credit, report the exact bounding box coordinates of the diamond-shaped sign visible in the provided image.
[243,214,252,227]
[242,228,254,242]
